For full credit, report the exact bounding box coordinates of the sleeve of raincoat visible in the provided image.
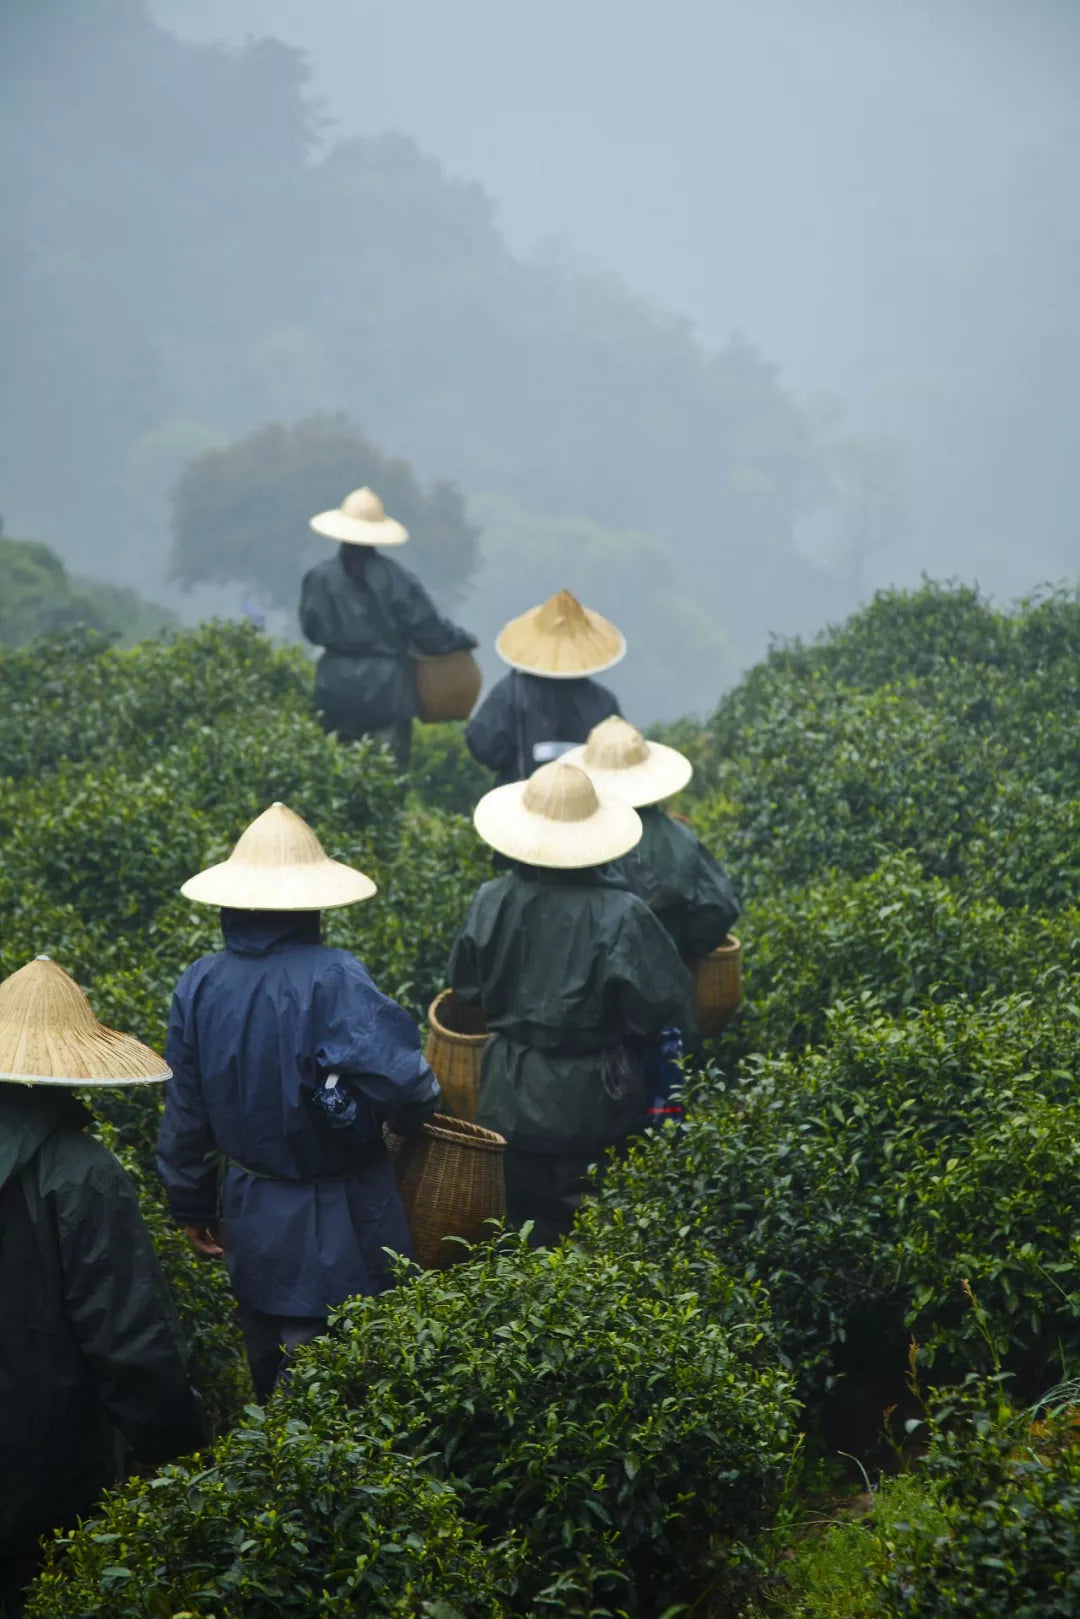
[390,564,477,656]
[447,898,483,1006]
[611,897,696,1039]
[313,955,441,1127]
[56,1136,207,1465]
[679,842,740,958]
[299,564,333,646]
[465,678,518,777]
[157,979,219,1225]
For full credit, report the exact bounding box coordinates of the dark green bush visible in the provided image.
[27,1407,512,1619]
[287,1233,797,1614]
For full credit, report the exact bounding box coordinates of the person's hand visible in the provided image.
[182,1222,224,1258]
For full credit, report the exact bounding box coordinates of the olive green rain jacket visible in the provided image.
[0,1088,205,1570]
[447,865,693,1153]
[616,804,740,959]
[299,551,475,738]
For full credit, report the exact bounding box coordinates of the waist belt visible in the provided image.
[223,1149,379,1185]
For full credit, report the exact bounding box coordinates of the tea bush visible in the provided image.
[26,1409,514,1619]
[277,1232,797,1614]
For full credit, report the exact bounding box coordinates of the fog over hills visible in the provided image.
[2,0,1078,718]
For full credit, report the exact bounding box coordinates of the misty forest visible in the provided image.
[3,1,1080,1616]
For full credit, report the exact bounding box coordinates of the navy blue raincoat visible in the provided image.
[157,912,439,1318]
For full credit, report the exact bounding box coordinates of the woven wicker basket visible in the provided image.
[412,650,483,723]
[387,1114,506,1270]
[691,933,742,1037]
[425,989,488,1121]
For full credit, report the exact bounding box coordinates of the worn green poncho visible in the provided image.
[299,550,474,738]
[617,804,740,958]
[447,865,692,1153]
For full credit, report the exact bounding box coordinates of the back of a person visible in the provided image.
[0,1102,118,1559]
[465,866,639,1048]
[175,930,385,1181]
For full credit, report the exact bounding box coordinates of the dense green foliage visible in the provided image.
[0,537,174,647]
[7,578,1080,1614]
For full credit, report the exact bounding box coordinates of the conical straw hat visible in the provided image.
[0,957,170,1087]
[564,716,693,807]
[473,760,641,869]
[309,487,410,547]
[495,590,626,679]
[181,802,377,911]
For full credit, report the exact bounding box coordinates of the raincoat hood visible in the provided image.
[0,1085,89,1191]
[220,909,321,956]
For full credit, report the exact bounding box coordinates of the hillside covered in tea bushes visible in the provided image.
[4,582,1080,1615]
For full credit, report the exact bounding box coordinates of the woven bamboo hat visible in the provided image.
[473,760,641,869]
[181,802,377,910]
[495,590,626,679]
[0,957,170,1087]
[309,487,409,547]
[564,716,693,808]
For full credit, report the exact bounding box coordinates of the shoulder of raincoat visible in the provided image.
[0,1086,205,1559]
[299,551,476,737]
[465,671,622,784]
[616,804,740,958]
[157,911,440,1316]
[447,864,691,1152]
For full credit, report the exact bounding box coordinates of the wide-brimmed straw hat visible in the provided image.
[181,802,377,911]
[473,760,641,869]
[564,716,693,808]
[0,957,170,1087]
[309,487,409,547]
[495,590,626,679]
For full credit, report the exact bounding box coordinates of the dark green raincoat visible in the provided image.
[447,864,693,1154]
[616,805,740,958]
[299,549,475,748]
[0,1087,205,1595]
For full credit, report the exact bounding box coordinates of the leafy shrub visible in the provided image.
[408,721,491,817]
[27,1407,512,1619]
[286,1233,797,1614]
[584,996,1080,1410]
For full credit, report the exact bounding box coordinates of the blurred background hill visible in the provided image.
[2,0,1077,717]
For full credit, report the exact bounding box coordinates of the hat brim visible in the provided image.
[0,1028,171,1087]
[181,861,377,910]
[309,511,410,547]
[473,782,641,869]
[561,739,693,807]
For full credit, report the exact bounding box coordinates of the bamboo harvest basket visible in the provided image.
[412,650,483,723]
[387,1114,506,1270]
[691,933,742,1037]
[425,989,489,1121]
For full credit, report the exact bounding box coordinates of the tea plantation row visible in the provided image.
[3,585,1079,1614]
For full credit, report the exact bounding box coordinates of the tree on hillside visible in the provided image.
[169,414,480,610]
[0,536,175,646]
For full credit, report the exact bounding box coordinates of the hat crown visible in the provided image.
[583,715,650,771]
[0,957,99,1038]
[228,802,327,872]
[521,761,600,824]
[340,487,385,522]
[534,590,589,636]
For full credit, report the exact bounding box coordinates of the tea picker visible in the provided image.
[300,486,480,768]
[465,589,624,786]
[156,802,441,1402]
[447,760,693,1246]
[567,716,742,1113]
[0,957,206,1612]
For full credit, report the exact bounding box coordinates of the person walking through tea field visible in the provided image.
[300,486,478,768]
[157,802,440,1402]
[567,717,739,959]
[447,761,692,1245]
[0,958,205,1617]
[465,590,624,786]
[568,715,740,1122]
